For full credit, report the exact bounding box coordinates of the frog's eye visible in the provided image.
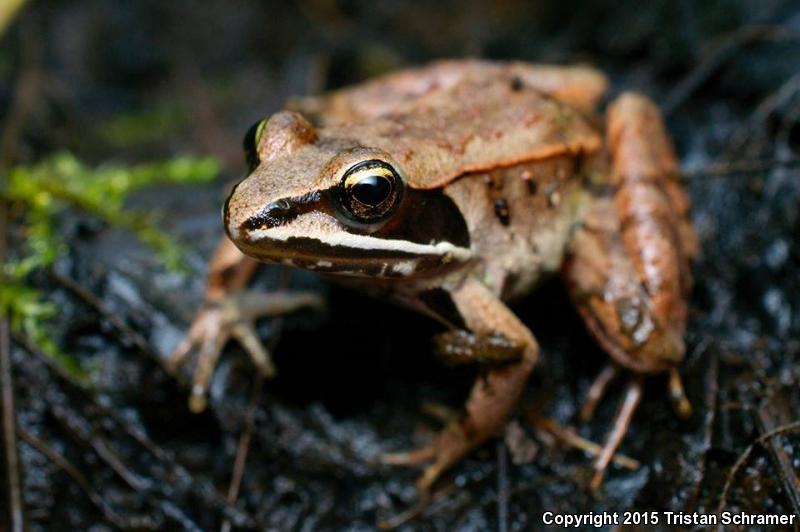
[243,118,267,171]
[336,160,404,223]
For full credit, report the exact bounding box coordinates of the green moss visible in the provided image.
[95,99,189,148]
[1,151,220,378]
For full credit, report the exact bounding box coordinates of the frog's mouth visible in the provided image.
[232,231,472,279]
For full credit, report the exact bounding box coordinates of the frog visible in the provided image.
[170,59,699,495]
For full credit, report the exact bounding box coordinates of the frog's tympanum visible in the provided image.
[171,60,698,494]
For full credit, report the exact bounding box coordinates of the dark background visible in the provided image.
[2,0,800,530]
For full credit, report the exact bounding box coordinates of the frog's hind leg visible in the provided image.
[381,277,540,497]
[563,92,696,489]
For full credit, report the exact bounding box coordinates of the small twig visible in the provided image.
[663,25,798,116]
[221,266,293,532]
[716,420,800,518]
[13,331,259,528]
[1,318,24,532]
[776,98,800,152]
[496,440,509,532]
[49,402,150,492]
[754,397,800,518]
[727,72,800,156]
[50,270,179,379]
[680,157,800,180]
[1,123,24,532]
[17,426,127,527]
[10,330,88,390]
[0,22,46,531]
[220,379,262,532]
[748,73,800,132]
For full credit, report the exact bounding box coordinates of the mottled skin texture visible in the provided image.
[171,59,696,495]
[290,59,608,122]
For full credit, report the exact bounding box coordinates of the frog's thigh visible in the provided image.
[564,92,693,374]
[418,277,539,490]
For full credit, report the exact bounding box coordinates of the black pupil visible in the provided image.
[352,174,392,206]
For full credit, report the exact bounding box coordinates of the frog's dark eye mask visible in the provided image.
[225,149,473,278]
[238,159,408,234]
[229,157,469,247]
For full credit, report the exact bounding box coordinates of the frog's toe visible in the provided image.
[381,419,480,497]
[170,290,324,412]
[167,306,224,372]
[231,321,276,378]
[378,445,436,466]
[578,366,692,491]
[579,363,620,422]
[667,367,692,419]
[588,376,643,493]
[166,306,228,412]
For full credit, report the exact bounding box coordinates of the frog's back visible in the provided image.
[321,77,602,190]
[320,69,602,299]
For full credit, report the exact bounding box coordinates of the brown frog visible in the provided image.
[170,59,698,494]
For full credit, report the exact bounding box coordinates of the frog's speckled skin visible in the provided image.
[174,59,697,494]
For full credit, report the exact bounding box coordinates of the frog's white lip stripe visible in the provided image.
[247,227,472,261]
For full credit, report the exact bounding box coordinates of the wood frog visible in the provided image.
[170,59,698,493]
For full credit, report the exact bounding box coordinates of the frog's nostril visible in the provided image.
[243,198,297,231]
[269,199,293,214]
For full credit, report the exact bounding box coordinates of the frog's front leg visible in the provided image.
[169,237,323,412]
[384,276,539,495]
[563,93,697,490]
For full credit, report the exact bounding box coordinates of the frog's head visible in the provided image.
[224,111,471,279]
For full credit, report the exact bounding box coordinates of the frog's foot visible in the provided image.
[168,290,324,412]
[380,361,537,498]
[380,278,539,503]
[580,367,692,491]
[589,376,643,492]
[580,365,691,423]
[378,421,478,498]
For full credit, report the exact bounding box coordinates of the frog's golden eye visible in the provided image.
[243,118,267,171]
[336,160,404,223]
